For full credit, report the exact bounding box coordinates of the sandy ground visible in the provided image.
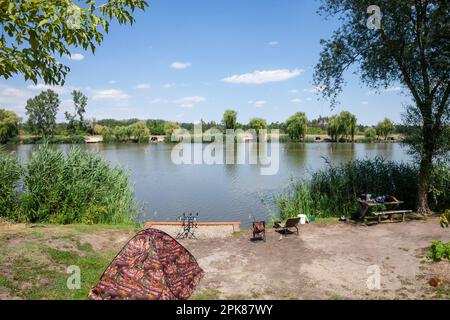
[0,218,448,300]
[181,218,449,299]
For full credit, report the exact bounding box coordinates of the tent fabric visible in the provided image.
[89,228,204,300]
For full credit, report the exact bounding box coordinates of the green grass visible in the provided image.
[313,217,340,224]
[191,288,221,300]
[0,224,133,300]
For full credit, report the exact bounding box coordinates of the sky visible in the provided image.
[0,0,413,125]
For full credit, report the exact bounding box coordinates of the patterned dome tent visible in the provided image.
[89,228,204,300]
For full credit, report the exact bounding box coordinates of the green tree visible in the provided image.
[222,109,238,130]
[248,118,268,135]
[164,121,180,136]
[327,115,339,141]
[129,121,150,143]
[0,1,148,85]
[73,90,88,131]
[0,109,20,143]
[314,0,449,213]
[337,111,357,142]
[376,118,395,140]
[146,120,166,135]
[25,89,60,138]
[364,127,377,142]
[286,112,308,141]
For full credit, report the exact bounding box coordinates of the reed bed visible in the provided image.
[0,145,137,224]
[271,157,449,219]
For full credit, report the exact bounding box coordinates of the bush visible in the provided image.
[364,127,377,142]
[427,241,450,261]
[268,157,450,219]
[21,145,137,224]
[440,209,450,228]
[274,179,313,221]
[0,150,22,219]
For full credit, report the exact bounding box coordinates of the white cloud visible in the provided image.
[222,68,304,84]
[92,89,129,101]
[0,85,32,113]
[175,96,206,108]
[151,98,169,104]
[289,89,298,94]
[68,53,84,61]
[361,101,369,105]
[268,41,279,46]
[170,61,192,70]
[303,85,325,93]
[291,98,302,104]
[108,80,117,84]
[27,83,71,95]
[249,100,266,107]
[162,83,176,89]
[135,83,151,90]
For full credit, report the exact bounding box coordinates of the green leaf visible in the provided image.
[38,19,49,28]
[29,30,38,50]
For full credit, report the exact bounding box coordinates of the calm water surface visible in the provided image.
[7,143,411,226]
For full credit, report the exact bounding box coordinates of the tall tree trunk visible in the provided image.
[416,107,434,214]
[416,151,432,214]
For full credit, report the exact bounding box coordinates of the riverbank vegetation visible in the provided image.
[269,157,450,220]
[0,145,137,225]
[1,91,406,145]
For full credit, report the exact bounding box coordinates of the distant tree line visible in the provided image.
[1,90,403,144]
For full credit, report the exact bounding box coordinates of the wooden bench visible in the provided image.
[371,210,413,223]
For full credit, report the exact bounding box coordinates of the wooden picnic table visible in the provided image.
[357,199,411,223]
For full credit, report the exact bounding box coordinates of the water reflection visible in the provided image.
[4,142,411,226]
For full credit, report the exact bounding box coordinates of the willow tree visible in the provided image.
[0,109,20,143]
[248,117,268,135]
[0,0,148,85]
[286,112,308,141]
[223,109,238,130]
[376,118,395,140]
[314,0,449,213]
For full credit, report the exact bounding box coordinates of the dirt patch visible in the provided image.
[0,219,448,300]
[78,230,133,252]
[182,218,449,299]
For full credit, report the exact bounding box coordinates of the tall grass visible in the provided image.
[270,157,449,219]
[8,145,137,224]
[0,149,22,220]
[274,179,313,221]
[310,157,420,217]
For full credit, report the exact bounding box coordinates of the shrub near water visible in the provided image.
[271,157,449,219]
[310,157,419,217]
[0,150,22,220]
[22,145,137,224]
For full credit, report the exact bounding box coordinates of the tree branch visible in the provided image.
[379,29,423,106]
[433,81,450,134]
[415,0,431,98]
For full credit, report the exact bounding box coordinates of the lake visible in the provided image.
[7,142,411,226]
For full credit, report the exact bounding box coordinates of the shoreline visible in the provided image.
[0,218,448,300]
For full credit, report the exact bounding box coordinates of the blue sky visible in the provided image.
[0,0,412,125]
